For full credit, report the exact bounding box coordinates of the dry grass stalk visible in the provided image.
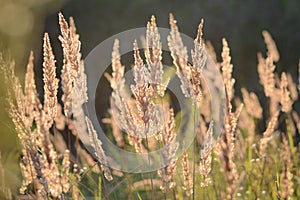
[106,39,145,152]
[199,121,213,188]
[218,90,242,199]
[280,136,294,199]
[262,30,280,62]
[1,52,73,199]
[19,149,36,194]
[241,88,262,119]
[61,62,73,118]
[107,39,125,89]
[182,151,193,196]
[258,51,282,117]
[58,17,86,171]
[191,20,206,78]
[286,73,298,101]
[106,40,137,138]
[0,13,93,199]
[157,108,178,193]
[40,34,68,198]
[145,16,167,96]
[221,39,235,101]
[42,33,59,131]
[133,40,149,89]
[257,53,276,98]
[131,41,162,137]
[108,38,164,152]
[189,20,205,105]
[59,13,81,117]
[168,14,206,105]
[168,13,191,98]
[85,117,113,181]
[199,151,212,187]
[73,61,88,104]
[71,59,90,146]
[24,51,42,127]
[280,72,293,113]
[61,150,71,193]
[58,13,81,81]
[259,111,279,157]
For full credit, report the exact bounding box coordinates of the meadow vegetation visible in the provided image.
[0,13,299,200]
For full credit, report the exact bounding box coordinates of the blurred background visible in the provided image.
[0,0,299,194]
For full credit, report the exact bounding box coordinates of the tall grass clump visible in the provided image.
[0,12,299,200]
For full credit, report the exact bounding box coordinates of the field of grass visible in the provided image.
[0,12,299,200]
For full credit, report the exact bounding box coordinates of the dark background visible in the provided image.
[46,0,300,89]
[0,0,299,192]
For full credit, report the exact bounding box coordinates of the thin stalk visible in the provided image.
[66,118,72,152]
[75,130,79,163]
[101,174,109,200]
[97,176,101,200]
[172,188,177,200]
[144,124,154,199]
[260,156,267,188]
[83,103,110,200]
[192,104,197,200]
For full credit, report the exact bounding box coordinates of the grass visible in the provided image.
[0,12,299,200]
